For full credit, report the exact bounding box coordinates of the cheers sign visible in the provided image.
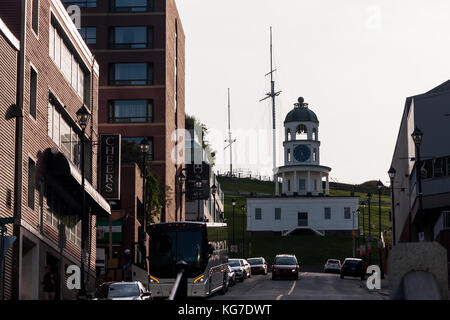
[99,134,121,200]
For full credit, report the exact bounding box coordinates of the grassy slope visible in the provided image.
[218,176,390,265]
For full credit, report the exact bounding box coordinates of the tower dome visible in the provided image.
[284,97,319,123]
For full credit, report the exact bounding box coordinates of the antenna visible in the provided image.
[260,26,281,193]
[224,88,236,177]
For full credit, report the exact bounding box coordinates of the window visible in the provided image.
[28,158,36,210]
[296,124,308,140]
[110,26,152,49]
[109,63,152,85]
[422,159,433,179]
[62,0,97,7]
[30,67,37,119]
[255,208,262,220]
[287,149,291,162]
[50,23,89,102]
[109,100,153,123]
[121,137,154,165]
[61,215,81,247]
[299,179,305,191]
[32,0,39,34]
[433,158,444,178]
[344,207,351,219]
[324,207,331,220]
[314,179,317,191]
[444,211,450,229]
[79,27,96,44]
[313,148,317,162]
[110,0,154,12]
[275,208,281,220]
[48,101,82,167]
[298,212,308,226]
[45,185,59,228]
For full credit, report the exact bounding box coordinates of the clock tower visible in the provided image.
[275,97,331,196]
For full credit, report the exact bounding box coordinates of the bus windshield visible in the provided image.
[149,227,204,278]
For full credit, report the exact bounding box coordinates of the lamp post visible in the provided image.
[76,105,91,299]
[232,199,236,257]
[388,167,396,246]
[195,180,202,221]
[366,192,372,264]
[411,127,424,241]
[140,138,150,228]
[377,180,385,279]
[177,171,186,222]
[211,185,217,222]
[355,208,360,256]
[241,204,246,258]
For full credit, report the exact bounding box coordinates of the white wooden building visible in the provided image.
[247,97,359,236]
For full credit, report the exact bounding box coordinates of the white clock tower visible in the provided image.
[275,97,331,196]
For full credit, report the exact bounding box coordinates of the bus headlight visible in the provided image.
[194,275,205,283]
[149,275,160,284]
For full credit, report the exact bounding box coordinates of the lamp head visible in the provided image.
[140,138,150,154]
[411,127,423,146]
[388,167,396,180]
[76,105,91,129]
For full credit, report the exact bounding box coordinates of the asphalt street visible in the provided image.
[209,272,390,300]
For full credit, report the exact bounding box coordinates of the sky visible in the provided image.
[175,0,450,185]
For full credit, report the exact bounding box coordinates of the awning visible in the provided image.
[45,148,111,217]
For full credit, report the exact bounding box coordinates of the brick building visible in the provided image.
[62,0,186,223]
[0,0,110,299]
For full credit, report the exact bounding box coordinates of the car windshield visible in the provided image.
[108,283,140,298]
[328,260,339,264]
[248,259,263,265]
[275,256,296,265]
[345,260,361,266]
[228,260,240,267]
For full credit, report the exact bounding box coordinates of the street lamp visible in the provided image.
[76,105,91,299]
[241,204,246,258]
[388,167,396,246]
[377,180,385,279]
[177,171,186,222]
[352,210,359,257]
[195,180,202,221]
[140,138,150,227]
[366,192,372,264]
[232,199,236,257]
[411,127,424,241]
[211,184,217,222]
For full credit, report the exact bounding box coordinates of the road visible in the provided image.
[209,272,390,300]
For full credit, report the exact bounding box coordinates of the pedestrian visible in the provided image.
[42,265,56,300]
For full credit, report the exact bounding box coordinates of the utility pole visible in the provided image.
[224,88,236,177]
[260,27,281,194]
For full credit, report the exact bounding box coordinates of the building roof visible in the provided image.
[284,98,319,123]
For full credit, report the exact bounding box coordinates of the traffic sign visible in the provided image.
[0,217,14,225]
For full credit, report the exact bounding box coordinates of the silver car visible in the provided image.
[228,259,246,282]
[94,281,152,300]
[324,259,342,273]
[239,259,252,279]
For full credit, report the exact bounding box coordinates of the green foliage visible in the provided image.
[185,114,216,166]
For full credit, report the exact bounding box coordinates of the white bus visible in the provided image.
[148,221,229,298]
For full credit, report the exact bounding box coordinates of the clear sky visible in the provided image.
[175,0,450,185]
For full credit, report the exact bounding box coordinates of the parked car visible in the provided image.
[94,281,152,300]
[340,258,366,280]
[323,259,341,273]
[272,254,300,280]
[247,257,268,275]
[226,264,236,286]
[228,259,246,282]
[239,259,252,279]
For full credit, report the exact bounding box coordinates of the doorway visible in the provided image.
[46,252,60,300]
[298,212,308,226]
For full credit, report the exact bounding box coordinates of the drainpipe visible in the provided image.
[12,0,27,300]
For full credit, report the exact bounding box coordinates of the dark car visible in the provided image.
[271,254,299,280]
[247,257,268,275]
[340,258,366,280]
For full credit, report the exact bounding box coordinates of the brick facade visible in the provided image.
[0,0,106,300]
[74,0,185,223]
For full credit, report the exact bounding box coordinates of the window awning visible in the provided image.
[45,148,111,217]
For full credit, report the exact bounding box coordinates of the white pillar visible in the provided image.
[326,174,330,195]
[307,171,311,194]
[275,175,279,195]
[294,171,297,194]
[282,172,285,194]
[319,172,323,194]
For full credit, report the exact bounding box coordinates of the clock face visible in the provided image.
[293,145,311,162]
